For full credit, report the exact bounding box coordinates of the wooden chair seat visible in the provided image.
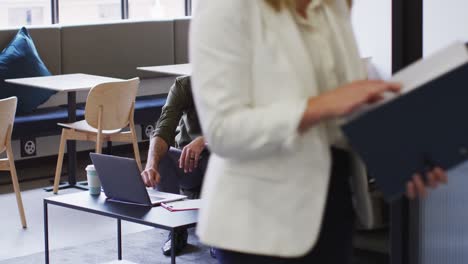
[58,120,122,134]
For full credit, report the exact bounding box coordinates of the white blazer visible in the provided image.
[190,0,374,257]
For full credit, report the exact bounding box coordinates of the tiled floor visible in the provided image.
[0,186,152,262]
[0,148,153,262]
[0,147,389,263]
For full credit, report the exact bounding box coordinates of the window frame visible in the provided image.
[49,0,192,24]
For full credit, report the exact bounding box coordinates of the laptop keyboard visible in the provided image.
[149,195,166,201]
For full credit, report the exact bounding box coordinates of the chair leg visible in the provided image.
[53,129,67,194]
[96,132,102,154]
[7,144,27,228]
[131,131,142,172]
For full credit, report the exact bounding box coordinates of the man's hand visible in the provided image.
[180,136,205,173]
[142,136,168,188]
[141,167,161,188]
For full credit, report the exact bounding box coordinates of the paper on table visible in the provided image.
[161,199,201,212]
[346,41,468,121]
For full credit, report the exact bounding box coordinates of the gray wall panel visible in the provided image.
[61,20,175,79]
[174,18,190,64]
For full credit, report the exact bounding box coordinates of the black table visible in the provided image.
[44,192,198,264]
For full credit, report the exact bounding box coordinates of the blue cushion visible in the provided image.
[13,107,85,139]
[134,95,167,110]
[0,27,56,114]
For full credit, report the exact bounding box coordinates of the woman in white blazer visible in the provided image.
[190,0,447,263]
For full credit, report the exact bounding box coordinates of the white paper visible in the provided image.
[345,41,468,122]
[163,199,202,210]
[391,41,468,93]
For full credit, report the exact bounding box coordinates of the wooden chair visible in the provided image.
[53,78,142,194]
[0,97,27,228]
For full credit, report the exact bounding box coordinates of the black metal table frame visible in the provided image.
[44,91,88,192]
[44,199,196,264]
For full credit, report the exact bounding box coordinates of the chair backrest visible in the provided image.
[0,97,17,154]
[85,78,140,131]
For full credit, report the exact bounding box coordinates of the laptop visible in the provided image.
[90,153,186,207]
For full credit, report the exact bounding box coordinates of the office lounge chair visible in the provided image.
[0,97,27,228]
[53,78,142,194]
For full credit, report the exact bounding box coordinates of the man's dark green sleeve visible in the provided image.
[152,76,191,147]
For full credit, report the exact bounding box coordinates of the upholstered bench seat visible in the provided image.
[13,107,85,139]
[12,95,167,140]
[133,95,166,125]
[74,94,166,122]
[0,18,188,158]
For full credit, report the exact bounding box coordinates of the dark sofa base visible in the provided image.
[11,94,166,159]
[13,94,166,140]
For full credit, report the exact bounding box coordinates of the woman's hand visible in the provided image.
[319,80,401,117]
[299,80,401,132]
[179,136,206,173]
[406,167,448,199]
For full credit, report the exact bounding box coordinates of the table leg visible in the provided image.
[117,219,122,260]
[171,229,176,264]
[67,91,77,185]
[106,141,113,155]
[44,91,88,192]
[44,201,49,264]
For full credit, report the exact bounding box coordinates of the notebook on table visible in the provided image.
[161,199,202,212]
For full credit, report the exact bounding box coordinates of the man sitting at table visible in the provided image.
[141,76,209,256]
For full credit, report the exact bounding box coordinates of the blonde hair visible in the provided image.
[265,0,352,11]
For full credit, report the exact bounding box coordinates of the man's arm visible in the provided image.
[141,77,190,187]
[141,136,168,187]
[146,136,169,171]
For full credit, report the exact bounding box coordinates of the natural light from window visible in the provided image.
[0,0,190,29]
[59,0,121,24]
[191,0,198,15]
[129,0,185,19]
[0,0,51,28]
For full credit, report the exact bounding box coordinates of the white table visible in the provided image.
[6,73,122,191]
[137,63,191,76]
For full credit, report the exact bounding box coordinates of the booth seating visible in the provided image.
[0,18,190,156]
[13,107,85,139]
[12,95,168,140]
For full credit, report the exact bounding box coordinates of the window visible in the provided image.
[0,0,191,29]
[59,0,121,24]
[423,1,468,56]
[190,0,198,15]
[0,0,51,28]
[420,4,468,262]
[351,0,392,80]
[129,0,185,19]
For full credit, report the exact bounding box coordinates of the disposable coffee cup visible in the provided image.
[86,165,101,195]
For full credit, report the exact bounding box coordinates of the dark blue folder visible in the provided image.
[342,62,468,201]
